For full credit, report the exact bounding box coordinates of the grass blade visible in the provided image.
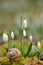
[24,43,32,58]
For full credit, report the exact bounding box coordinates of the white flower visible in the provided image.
[29,36,32,42]
[11,32,14,39]
[37,41,41,49]
[22,19,27,29]
[31,45,38,52]
[23,29,26,37]
[32,45,35,52]
[2,33,8,42]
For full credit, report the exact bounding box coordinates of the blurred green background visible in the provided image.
[0,0,43,40]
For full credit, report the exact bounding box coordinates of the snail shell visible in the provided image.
[7,48,22,59]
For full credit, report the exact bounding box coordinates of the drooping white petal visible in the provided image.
[11,32,14,39]
[31,45,38,52]
[22,19,27,29]
[23,29,26,37]
[37,41,41,49]
[29,36,32,42]
[32,45,36,52]
[2,33,8,42]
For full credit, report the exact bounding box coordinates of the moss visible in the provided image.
[0,57,25,65]
[12,57,25,65]
[0,57,10,65]
[0,56,43,65]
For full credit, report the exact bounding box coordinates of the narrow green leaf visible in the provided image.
[5,48,8,52]
[24,43,32,58]
[18,41,24,57]
[21,42,24,57]
[18,43,22,50]
[12,44,15,48]
[33,51,41,58]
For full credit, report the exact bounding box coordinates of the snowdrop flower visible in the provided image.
[37,41,41,49]
[11,32,14,39]
[31,45,38,52]
[32,45,36,52]
[2,33,8,42]
[22,19,27,29]
[23,29,26,37]
[29,35,32,42]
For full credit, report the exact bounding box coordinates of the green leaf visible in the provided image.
[21,42,24,57]
[18,41,24,57]
[33,51,41,58]
[5,48,8,52]
[24,43,32,58]
[8,41,15,49]
[12,44,15,48]
[18,43,22,50]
